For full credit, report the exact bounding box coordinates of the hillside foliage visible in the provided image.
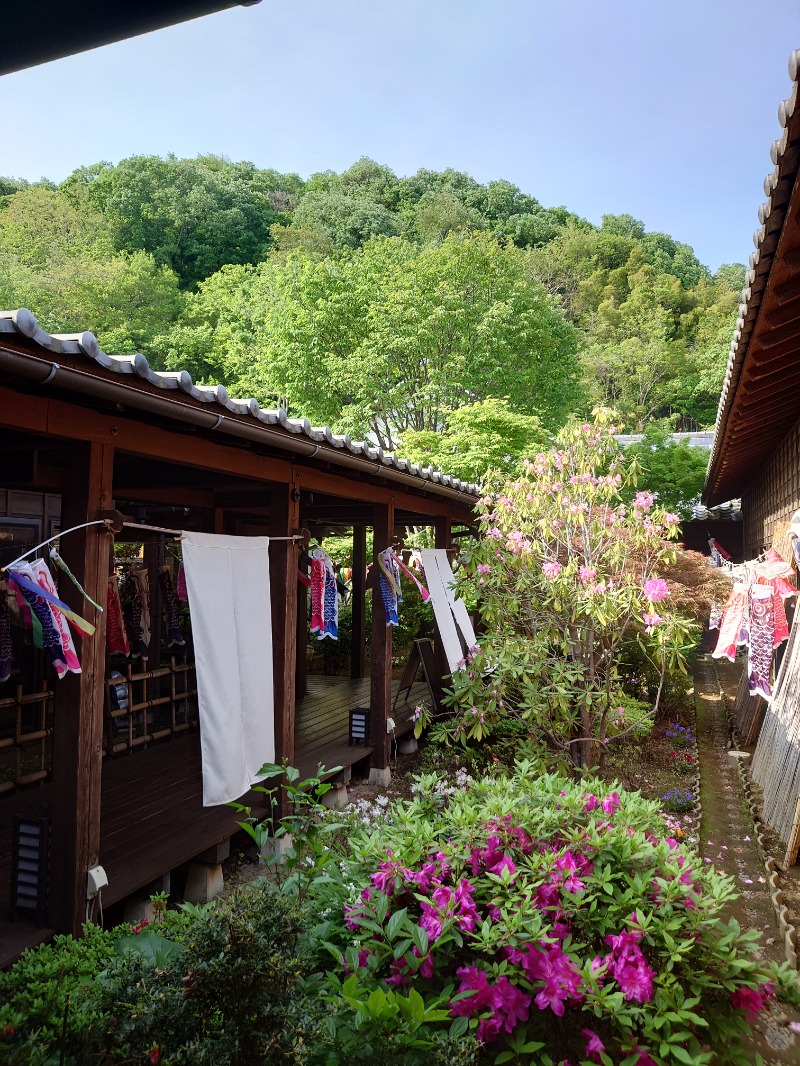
[0,155,741,482]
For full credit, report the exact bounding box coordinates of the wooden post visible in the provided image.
[369,501,394,784]
[351,523,367,679]
[270,483,300,778]
[295,575,308,701]
[50,442,114,936]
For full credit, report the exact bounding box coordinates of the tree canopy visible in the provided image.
[0,152,744,479]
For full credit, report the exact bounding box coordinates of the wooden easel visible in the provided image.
[394,637,440,711]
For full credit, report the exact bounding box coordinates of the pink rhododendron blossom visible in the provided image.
[634,491,654,512]
[601,792,621,815]
[542,561,562,579]
[583,794,599,812]
[643,577,669,602]
[579,566,597,585]
[642,611,663,633]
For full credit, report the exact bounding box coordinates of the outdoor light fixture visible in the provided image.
[349,708,370,745]
[10,812,50,924]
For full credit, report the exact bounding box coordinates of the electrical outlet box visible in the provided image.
[386,717,396,733]
[87,864,108,898]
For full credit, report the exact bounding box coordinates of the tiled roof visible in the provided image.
[0,308,481,499]
[704,49,800,503]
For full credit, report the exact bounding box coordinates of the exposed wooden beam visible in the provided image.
[755,315,800,350]
[773,275,800,305]
[765,295,800,329]
[0,390,476,520]
[351,524,367,680]
[369,501,395,777]
[270,483,301,805]
[50,442,114,936]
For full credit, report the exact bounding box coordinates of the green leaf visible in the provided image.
[387,907,408,940]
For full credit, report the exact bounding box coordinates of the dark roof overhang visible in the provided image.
[1,0,261,76]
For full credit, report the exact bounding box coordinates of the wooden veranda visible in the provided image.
[0,309,478,965]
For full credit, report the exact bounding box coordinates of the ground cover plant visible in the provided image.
[308,765,800,1065]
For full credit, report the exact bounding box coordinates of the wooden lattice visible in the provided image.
[0,684,54,795]
[104,657,198,755]
[751,608,800,865]
[732,668,765,746]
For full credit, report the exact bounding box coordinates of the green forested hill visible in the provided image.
[0,154,742,474]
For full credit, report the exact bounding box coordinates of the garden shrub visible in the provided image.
[0,908,193,1066]
[308,766,800,1065]
[0,922,123,1065]
[87,883,323,1065]
[431,410,698,769]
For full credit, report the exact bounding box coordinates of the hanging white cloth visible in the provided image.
[420,548,478,672]
[181,531,275,807]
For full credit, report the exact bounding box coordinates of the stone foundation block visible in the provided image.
[368,766,392,787]
[398,736,418,755]
[321,782,349,810]
[123,898,159,925]
[184,861,224,903]
[194,840,231,865]
[261,832,293,864]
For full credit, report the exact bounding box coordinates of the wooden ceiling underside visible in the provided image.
[706,165,800,503]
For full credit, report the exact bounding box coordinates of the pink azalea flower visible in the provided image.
[601,792,621,815]
[730,983,773,1021]
[634,491,654,512]
[643,577,669,602]
[542,561,562,579]
[579,566,597,585]
[581,1028,605,1064]
[584,794,599,812]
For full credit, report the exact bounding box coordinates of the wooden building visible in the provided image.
[703,49,800,559]
[0,307,478,964]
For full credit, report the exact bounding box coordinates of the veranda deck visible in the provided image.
[294,675,428,779]
[0,732,267,967]
[0,674,429,966]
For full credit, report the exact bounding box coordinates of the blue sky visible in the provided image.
[1,0,797,270]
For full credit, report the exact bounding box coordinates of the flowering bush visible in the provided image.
[662,788,694,813]
[446,410,697,767]
[311,767,800,1064]
[670,751,695,776]
[665,724,695,749]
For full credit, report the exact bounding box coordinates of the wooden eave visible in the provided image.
[704,50,800,506]
[1,0,261,76]
[0,321,479,521]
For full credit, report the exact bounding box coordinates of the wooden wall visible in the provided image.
[741,415,800,559]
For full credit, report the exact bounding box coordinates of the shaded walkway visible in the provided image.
[695,655,800,1060]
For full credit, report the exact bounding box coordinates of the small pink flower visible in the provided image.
[601,792,621,815]
[584,794,599,812]
[542,561,562,579]
[634,491,654,512]
[642,610,662,633]
[643,578,669,602]
[581,1028,605,1064]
